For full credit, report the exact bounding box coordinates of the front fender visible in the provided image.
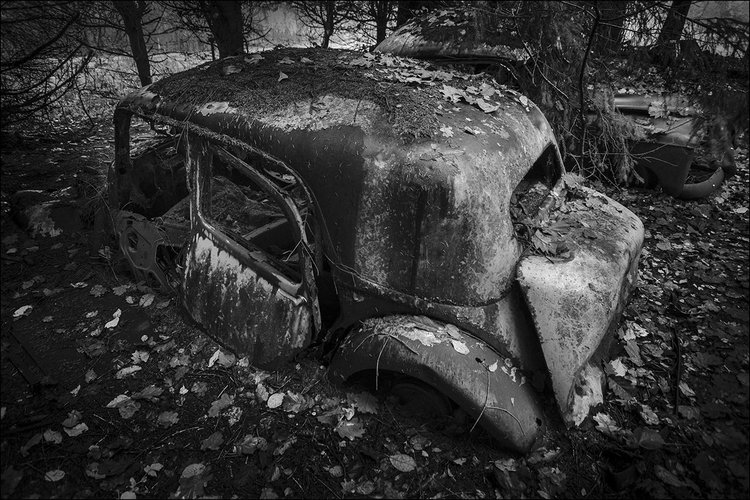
[328,315,544,453]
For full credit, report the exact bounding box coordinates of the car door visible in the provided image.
[181,133,320,368]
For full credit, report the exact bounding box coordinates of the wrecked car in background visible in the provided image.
[379,7,737,200]
[613,93,734,199]
[109,47,644,453]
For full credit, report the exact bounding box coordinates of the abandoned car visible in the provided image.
[109,47,644,453]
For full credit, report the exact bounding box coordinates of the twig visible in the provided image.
[486,406,525,435]
[375,336,389,391]
[672,327,682,414]
[577,3,600,162]
[470,369,492,433]
[314,473,341,499]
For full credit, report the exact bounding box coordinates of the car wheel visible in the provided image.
[388,378,453,418]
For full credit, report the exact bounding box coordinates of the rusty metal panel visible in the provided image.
[517,186,644,424]
[183,229,312,368]
[329,315,544,453]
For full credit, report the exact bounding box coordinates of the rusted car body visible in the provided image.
[109,48,643,453]
[613,94,728,199]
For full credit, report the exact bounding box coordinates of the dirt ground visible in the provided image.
[0,119,748,499]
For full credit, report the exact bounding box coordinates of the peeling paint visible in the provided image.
[517,187,644,419]
[196,101,237,116]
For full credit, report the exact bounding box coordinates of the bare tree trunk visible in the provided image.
[113,0,152,86]
[596,1,629,55]
[656,0,692,47]
[199,0,243,58]
[321,1,335,48]
[373,0,389,44]
[396,0,418,27]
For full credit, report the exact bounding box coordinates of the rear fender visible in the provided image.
[328,315,544,453]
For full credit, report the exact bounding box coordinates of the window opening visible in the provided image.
[202,145,310,283]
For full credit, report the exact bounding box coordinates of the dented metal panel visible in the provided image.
[517,186,644,424]
[329,315,544,453]
[183,229,312,367]
[180,134,315,368]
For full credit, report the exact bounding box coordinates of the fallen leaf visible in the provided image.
[200,431,224,451]
[106,395,131,408]
[208,393,234,417]
[13,305,32,318]
[222,64,242,76]
[267,393,284,409]
[144,463,163,477]
[654,464,686,487]
[105,309,122,329]
[64,423,89,436]
[259,487,278,499]
[439,125,454,138]
[679,381,695,397]
[278,71,288,82]
[43,429,63,444]
[389,453,416,472]
[157,411,179,428]
[639,404,659,425]
[62,410,82,428]
[20,433,42,456]
[281,392,308,413]
[44,469,65,482]
[451,339,469,354]
[139,293,154,307]
[115,365,141,379]
[112,284,130,296]
[320,464,342,478]
[273,436,297,456]
[235,435,268,455]
[279,57,294,64]
[593,412,621,437]
[90,284,107,297]
[177,463,212,499]
[131,350,150,364]
[208,349,236,368]
[624,340,643,366]
[117,400,140,420]
[608,358,628,377]
[335,418,365,440]
[476,98,499,113]
[191,381,208,397]
[677,405,700,420]
[133,384,163,402]
[633,427,664,450]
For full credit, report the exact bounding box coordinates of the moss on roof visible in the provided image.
[149,48,442,140]
[148,47,535,144]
